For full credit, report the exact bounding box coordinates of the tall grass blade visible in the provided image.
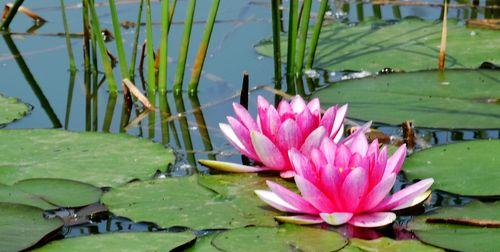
[173,0,196,94]
[60,0,76,71]
[286,0,298,77]
[295,0,312,75]
[270,0,282,83]
[306,0,328,70]
[108,0,129,79]
[145,0,156,94]
[129,0,144,80]
[0,0,24,30]
[158,0,170,94]
[188,0,221,95]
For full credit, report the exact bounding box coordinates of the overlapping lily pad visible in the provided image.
[0,93,30,127]
[408,201,500,252]
[0,184,56,210]
[102,175,279,230]
[211,224,347,251]
[341,237,443,252]
[0,203,63,252]
[0,129,175,187]
[313,70,500,129]
[256,18,500,72]
[404,140,500,196]
[34,232,196,252]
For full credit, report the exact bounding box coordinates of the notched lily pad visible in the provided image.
[0,183,56,210]
[211,224,348,252]
[408,201,500,252]
[0,129,175,187]
[404,140,500,196]
[34,232,196,252]
[0,202,63,252]
[0,93,30,127]
[102,175,279,230]
[313,70,500,129]
[341,237,443,252]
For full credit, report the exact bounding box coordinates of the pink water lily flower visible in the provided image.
[213,95,361,178]
[255,133,434,228]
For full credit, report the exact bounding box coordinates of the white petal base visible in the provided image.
[198,160,269,173]
[320,212,353,226]
[348,212,396,228]
[275,215,323,225]
[393,190,432,210]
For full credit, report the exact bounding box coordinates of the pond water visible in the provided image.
[0,0,499,249]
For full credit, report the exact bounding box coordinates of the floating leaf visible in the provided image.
[0,93,30,127]
[0,203,63,252]
[102,175,278,230]
[313,70,500,129]
[185,233,220,252]
[13,178,102,208]
[211,224,347,251]
[0,129,175,187]
[408,201,500,252]
[404,140,500,196]
[0,184,55,210]
[255,18,500,72]
[34,232,196,252]
[341,237,443,252]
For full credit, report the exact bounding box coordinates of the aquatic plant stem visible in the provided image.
[270,0,282,83]
[0,0,24,30]
[88,0,118,93]
[129,0,144,80]
[173,0,196,94]
[295,0,312,75]
[82,0,91,73]
[60,0,76,71]
[438,1,448,71]
[305,0,328,70]
[145,0,156,93]
[188,0,221,95]
[158,0,170,94]
[286,0,298,77]
[108,0,129,79]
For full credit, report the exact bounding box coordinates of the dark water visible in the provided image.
[0,0,498,247]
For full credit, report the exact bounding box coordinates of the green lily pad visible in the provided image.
[0,129,175,187]
[313,69,500,129]
[255,18,500,72]
[102,175,278,230]
[13,178,102,208]
[185,233,220,252]
[341,237,443,252]
[211,224,347,251]
[34,232,196,252]
[0,184,56,210]
[408,201,500,252]
[0,202,63,252]
[404,140,500,196]
[0,93,30,127]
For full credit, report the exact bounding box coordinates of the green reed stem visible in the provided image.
[60,0,76,71]
[64,71,76,129]
[270,0,282,83]
[295,0,312,75]
[82,0,91,72]
[167,0,177,33]
[108,0,129,79]
[88,0,118,93]
[158,0,170,94]
[129,0,144,80]
[286,0,298,77]
[145,0,156,93]
[305,0,327,70]
[159,94,171,145]
[188,0,220,95]
[173,0,196,94]
[103,94,117,132]
[0,0,24,30]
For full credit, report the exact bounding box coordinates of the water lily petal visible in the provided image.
[341,167,368,212]
[288,148,317,183]
[198,160,271,173]
[307,98,321,119]
[232,103,258,131]
[251,131,286,169]
[296,106,316,137]
[393,190,432,210]
[349,131,369,156]
[275,215,324,225]
[227,116,256,156]
[334,144,351,169]
[290,95,307,114]
[361,173,397,212]
[310,148,327,169]
[320,106,336,137]
[294,175,335,213]
[374,178,434,211]
[280,170,296,178]
[267,181,319,214]
[384,144,407,178]
[275,119,303,152]
[320,138,337,165]
[331,104,348,142]
[348,212,396,228]
[300,126,326,156]
[255,190,300,213]
[320,212,353,226]
[277,100,294,121]
[370,146,388,188]
[367,139,379,157]
[220,123,260,161]
[341,121,372,146]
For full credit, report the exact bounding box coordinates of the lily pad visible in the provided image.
[0,129,175,187]
[341,237,443,252]
[102,175,278,230]
[404,140,500,196]
[185,233,220,252]
[13,178,102,208]
[0,184,55,210]
[255,18,500,72]
[211,224,347,251]
[408,201,500,252]
[34,232,196,252]
[0,93,30,127]
[0,202,63,252]
[313,69,500,129]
